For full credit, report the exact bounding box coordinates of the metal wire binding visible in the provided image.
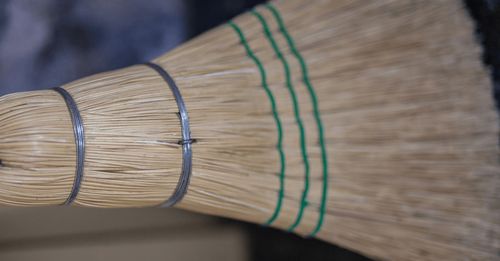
[53,87,85,205]
[143,62,194,208]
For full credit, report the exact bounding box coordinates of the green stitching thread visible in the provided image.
[228,21,287,226]
[266,3,330,237]
[251,10,311,232]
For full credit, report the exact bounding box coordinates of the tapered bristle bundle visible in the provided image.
[0,0,498,260]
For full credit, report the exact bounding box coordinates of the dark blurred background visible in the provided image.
[0,0,497,260]
[0,0,270,96]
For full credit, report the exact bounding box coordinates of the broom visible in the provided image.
[0,0,498,260]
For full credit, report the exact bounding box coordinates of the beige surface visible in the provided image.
[0,207,249,261]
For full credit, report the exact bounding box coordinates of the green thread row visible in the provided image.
[266,3,329,237]
[228,21,287,226]
[250,10,311,232]
[229,3,330,236]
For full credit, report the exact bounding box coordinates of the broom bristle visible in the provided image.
[0,0,498,260]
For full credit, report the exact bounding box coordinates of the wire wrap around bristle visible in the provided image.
[53,87,86,205]
[143,62,194,208]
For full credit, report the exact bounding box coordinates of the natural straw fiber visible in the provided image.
[0,0,498,260]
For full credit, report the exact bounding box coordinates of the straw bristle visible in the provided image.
[0,0,498,260]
